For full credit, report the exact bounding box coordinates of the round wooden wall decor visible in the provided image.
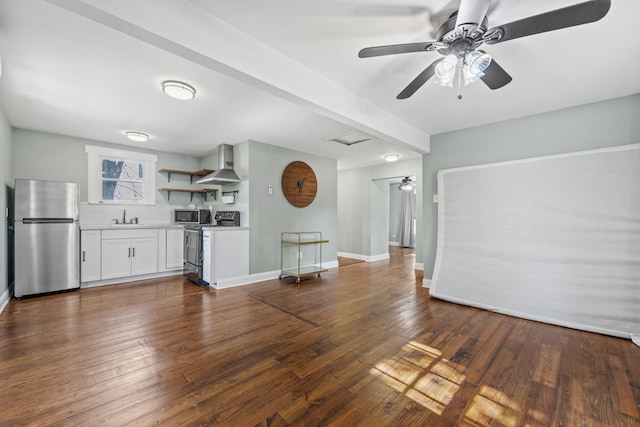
[281,161,317,208]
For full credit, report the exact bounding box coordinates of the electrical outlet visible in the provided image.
[433,194,439,203]
[268,184,273,195]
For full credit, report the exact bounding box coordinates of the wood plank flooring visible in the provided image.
[1,247,638,426]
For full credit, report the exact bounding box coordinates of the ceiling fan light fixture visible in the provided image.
[162,80,196,100]
[125,131,150,142]
[384,154,400,162]
[467,51,491,75]
[463,51,491,85]
[435,55,458,87]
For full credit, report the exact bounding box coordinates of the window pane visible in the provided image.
[87,145,156,205]
[102,159,144,180]
[102,181,144,201]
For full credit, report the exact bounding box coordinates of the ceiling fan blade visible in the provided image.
[396,58,443,99]
[480,57,512,89]
[485,0,611,45]
[358,42,437,58]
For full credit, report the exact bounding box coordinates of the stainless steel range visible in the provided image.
[183,226,208,286]
[183,211,241,286]
[214,210,240,226]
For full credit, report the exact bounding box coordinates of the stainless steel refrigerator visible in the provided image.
[14,179,80,298]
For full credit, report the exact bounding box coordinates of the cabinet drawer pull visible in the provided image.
[128,248,131,258]
[132,247,136,257]
[82,251,86,262]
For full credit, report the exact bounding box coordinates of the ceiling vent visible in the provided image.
[326,130,372,147]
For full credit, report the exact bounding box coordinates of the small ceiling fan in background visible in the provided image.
[358,0,611,99]
[398,177,415,191]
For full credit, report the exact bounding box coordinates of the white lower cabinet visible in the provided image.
[80,230,101,282]
[101,239,133,279]
[130,237,159,275]
[202,228,249,286]
[101,229,158,280]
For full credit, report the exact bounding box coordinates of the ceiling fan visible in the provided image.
[358,0,611,99]
[398,176,415,191]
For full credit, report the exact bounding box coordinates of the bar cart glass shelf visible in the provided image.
[280,232,328,284]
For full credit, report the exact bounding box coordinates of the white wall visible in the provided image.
[388,182,403,244]
[423,94,640,279]
[0,108,12,306]
[337,158,422,265]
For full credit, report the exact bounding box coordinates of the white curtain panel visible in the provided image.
[431,144,640,345]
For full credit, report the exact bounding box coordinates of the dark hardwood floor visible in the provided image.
[1,247,638,426]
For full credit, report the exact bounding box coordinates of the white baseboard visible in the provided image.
[422,278,431,288]
[213,269,280,289]
[369,253,390,262]
[389,241,401,246]
[212,260,339,290]
[415,262,424,271]
[337,252,390,262]
[0,286,11,314]
[337,251,367,261]
[82,270,183,288]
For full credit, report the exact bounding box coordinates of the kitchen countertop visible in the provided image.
[80,224,250,231]
[202,226,249,231]
[80,224,184,230]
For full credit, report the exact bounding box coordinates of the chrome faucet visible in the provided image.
[122,209,126,224]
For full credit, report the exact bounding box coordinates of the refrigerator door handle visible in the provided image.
[22,218,74,224]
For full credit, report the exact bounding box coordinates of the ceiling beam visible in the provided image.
[46,0,430,153]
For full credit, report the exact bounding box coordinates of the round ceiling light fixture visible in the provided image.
[162,80,196,100]
[125,131,150,142]
[384,154,400,162]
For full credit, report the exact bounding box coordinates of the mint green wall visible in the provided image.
[423,94,640,279]
[247,140,337,274]
[371,179,390,255]
[12,129,201,204]
[389,183,402,242]
[337,158,423,262]
[0,108,12,298]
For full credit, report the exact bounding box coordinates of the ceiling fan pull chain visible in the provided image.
[457,58,463,100]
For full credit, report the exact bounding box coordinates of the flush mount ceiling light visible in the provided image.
[384,154,400,162]
[125,131,150,142]
[162,80,196,100]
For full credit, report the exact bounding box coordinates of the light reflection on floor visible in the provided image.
[463,386,520,426]
[371,340,521,425]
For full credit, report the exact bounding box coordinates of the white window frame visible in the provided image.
[86,145,157,205]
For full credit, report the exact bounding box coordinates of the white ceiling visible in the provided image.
[0,0,638,170]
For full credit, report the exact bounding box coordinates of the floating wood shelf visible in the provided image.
[159,188,218,202]
[159,168,214,184]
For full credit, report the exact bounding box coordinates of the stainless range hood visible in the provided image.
[196,144,241,185]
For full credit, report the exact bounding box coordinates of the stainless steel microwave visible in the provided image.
[174,209,212,225]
